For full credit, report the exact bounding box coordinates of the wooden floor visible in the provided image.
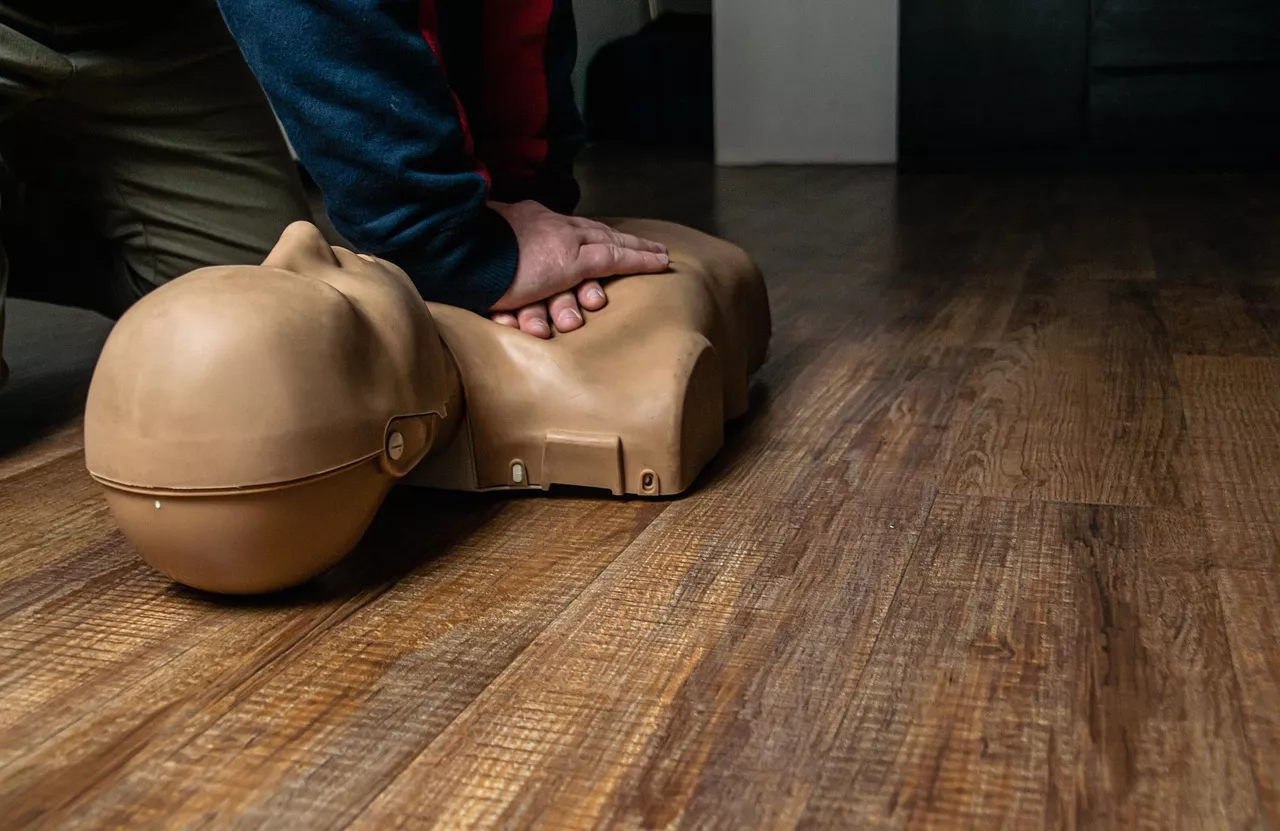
[2,155,1279,829]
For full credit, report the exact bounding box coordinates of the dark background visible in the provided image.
[897,0,1280,170]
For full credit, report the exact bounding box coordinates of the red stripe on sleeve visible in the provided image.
[419,0,491,188]
[477,0,553,183]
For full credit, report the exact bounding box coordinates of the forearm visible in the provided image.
[216,0,518,313]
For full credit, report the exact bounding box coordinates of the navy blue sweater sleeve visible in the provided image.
[216,0,518,314]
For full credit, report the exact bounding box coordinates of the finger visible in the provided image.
[575,244,670,280]
[577,226,668,255]
[491,312,519,329]
[568,216,668,253]
[516,302,552,339]
[567,215,610,230]
[547,290,584,333]
[576,279,607,311]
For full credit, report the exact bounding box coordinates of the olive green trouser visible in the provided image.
[0,0,311,390]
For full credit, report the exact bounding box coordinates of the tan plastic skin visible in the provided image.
[83,219,771,594]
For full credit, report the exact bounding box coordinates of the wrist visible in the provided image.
[379,206,519,314]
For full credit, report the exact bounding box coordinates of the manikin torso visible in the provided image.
[84,220,771,594]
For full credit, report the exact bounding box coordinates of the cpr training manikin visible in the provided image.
[82,218,771,594]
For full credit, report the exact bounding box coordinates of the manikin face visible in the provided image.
[261,221,412,291]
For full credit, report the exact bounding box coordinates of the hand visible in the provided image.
[488,200,669,338]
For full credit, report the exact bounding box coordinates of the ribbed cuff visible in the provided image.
[386,206,519,315]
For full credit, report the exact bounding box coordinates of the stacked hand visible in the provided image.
[488,200,670,338]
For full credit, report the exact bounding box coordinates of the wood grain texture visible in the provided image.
[0,487,663,829]
[1156,287,1279,357]
[940,277,1193,507]
[2,161,1278,828]
[800,497,1256,829]
[349,298,986,829]
[1215,569,1280,829]
[1177,356,1280,538]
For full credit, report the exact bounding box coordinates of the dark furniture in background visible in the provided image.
[582,13,714,153]
[899,0,1280,169]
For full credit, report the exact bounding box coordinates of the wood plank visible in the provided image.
[341,259,998,827]
[0,494,662,828]
[1202,519,1279,574]
[1177,356,1280,572]
[0,453,119,596]
[714,166,899,277]
[1040,178,1156,282]
[1216,568,1280,828]
[1178,356,1280,445]
[349,492,1257,829]
[1239,283,1280,344]
[1177,356,1280,528]
[942,278,1194,507]
[798,496,1256,829]
[0,419,84,486]
[1145,178,1280,286]
[1157,287,1279,357]
[348,448,915,829]
[1183,304,1280,821]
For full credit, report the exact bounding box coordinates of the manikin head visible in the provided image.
[84,222,456,594]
